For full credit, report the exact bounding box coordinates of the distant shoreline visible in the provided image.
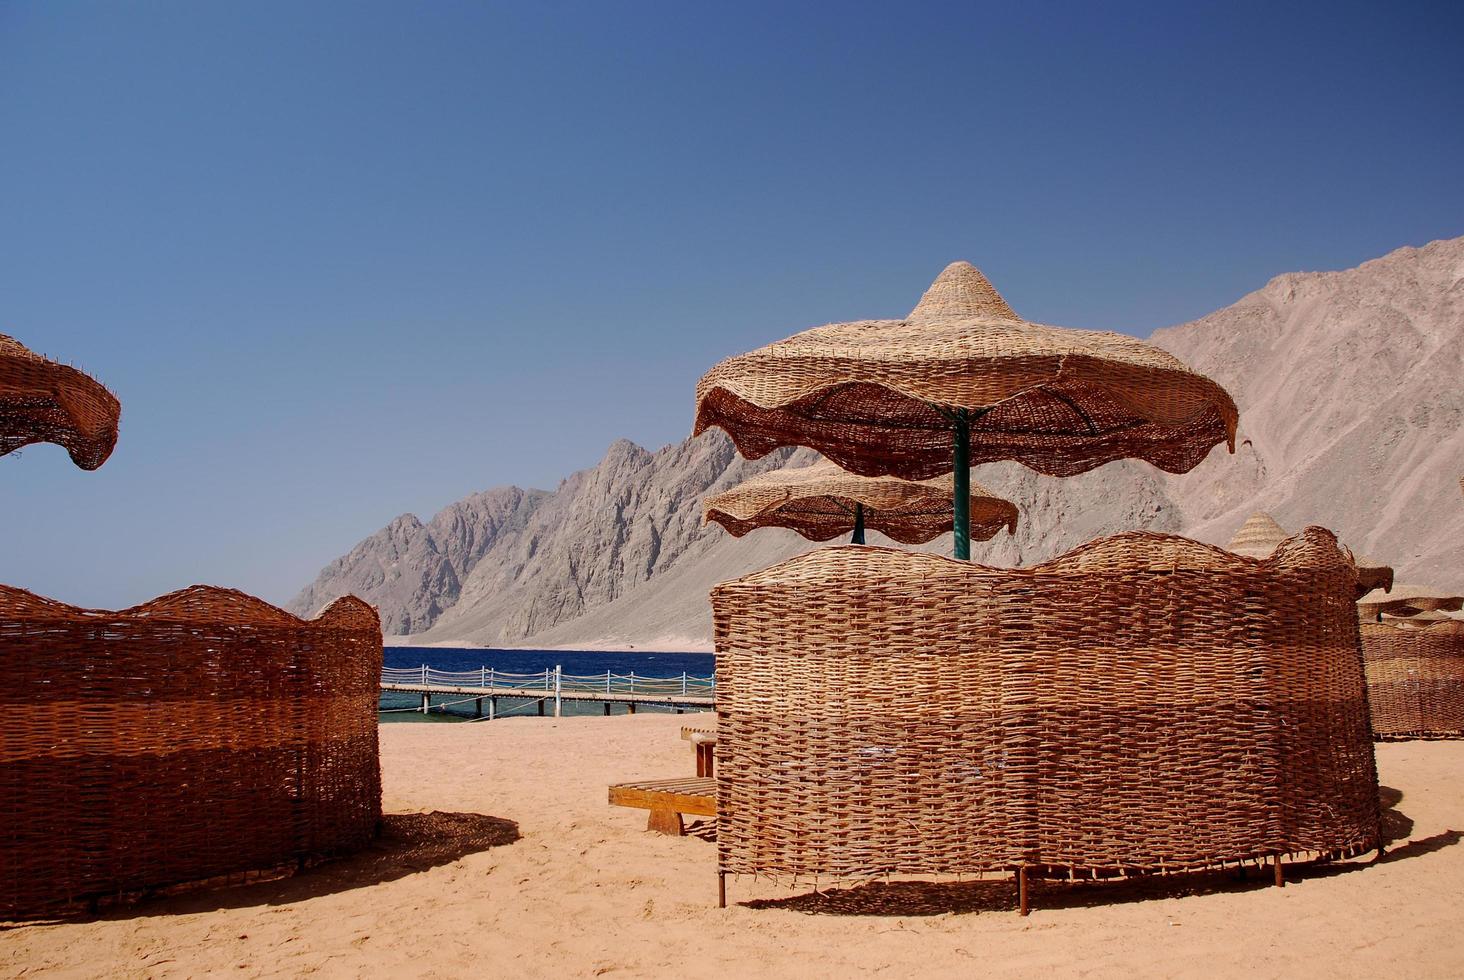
[385,636,715,654]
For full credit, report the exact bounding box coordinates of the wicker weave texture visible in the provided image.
[703,460,1017,544]
[1362,621,1464,739]
[1358,584,1464,619]
[710,529,1378,880]
[0,585,382,918]
[694,262,1238,480]
[0,333,120,470]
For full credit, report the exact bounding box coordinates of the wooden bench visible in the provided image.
[680,720,718,777]
[609,776,716,836]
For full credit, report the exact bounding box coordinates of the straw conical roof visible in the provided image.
[0,333,120,470]
[1226,512,1289,558]
[1349,552,1394,597]
[1358,583,1464,619]
[694,262,1238,481]
[704,460,1018,545]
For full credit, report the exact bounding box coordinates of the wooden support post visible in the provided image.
[420,693,430,714]
[718,872,727,909]
[489,697,496,720]
[537,699,545,717]
[1017,867,1030,916]
[474,697,483,718]
[1273,855,1284,888]
[646,809,684,835]
[629,702,636,715]
[604,703,611,716]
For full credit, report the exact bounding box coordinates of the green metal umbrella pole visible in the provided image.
[952,411,970,560]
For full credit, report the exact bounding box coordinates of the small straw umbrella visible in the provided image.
[1226,512,1289,558]
[1226,512,1393,595]
[1358,584,1464,621]
[1,333,120,470]
[704,460,1018,545]
[694,262,1238,558]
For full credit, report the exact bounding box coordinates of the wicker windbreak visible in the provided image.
[703,461,1018,544]
[0,585,382,918]
[1362,621,1464,739]
[694,262,1238,480]
[0,332,120,469]
[710,529,1379,884]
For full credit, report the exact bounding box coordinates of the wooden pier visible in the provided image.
[380,666,714,718]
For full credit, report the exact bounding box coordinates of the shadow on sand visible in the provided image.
[7,811,519,926]
[742,785,1460,916]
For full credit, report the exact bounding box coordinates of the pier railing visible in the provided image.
[381,665,715,699]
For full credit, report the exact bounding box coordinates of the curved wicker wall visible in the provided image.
[710,529,1379,881]
[0,585,382,918]
[1362,621,1464,740]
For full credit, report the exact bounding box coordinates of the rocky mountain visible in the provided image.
[289,237,1464,649]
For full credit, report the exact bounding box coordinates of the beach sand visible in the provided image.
[3,716,1462,978]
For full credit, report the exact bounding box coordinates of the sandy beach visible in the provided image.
[3,716,1462,979]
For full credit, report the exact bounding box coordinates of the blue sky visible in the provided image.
[3,1,1461,607]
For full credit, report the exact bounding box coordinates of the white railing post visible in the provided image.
[681,671,688,696]
[554,665,562,718]
[606,670,612,693]
[489,667,495,690]
[421,663,428,686]
[481,665,486,688]
[629,671,635,695]
[544,669,551,691]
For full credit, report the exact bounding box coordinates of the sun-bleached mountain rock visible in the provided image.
[289,237,1464,649]
[1149,236,1464,584]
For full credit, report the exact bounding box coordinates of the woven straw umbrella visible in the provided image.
[694,262,1238,558]
[1226,512,1393,595]
[704,460,1018,545]
[1358,583,1464,621]
[1,333,120,470]
[1225,512,1289,558]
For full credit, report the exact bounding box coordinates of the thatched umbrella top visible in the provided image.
[694,261,1238,481]
[1379,610,1462,629]
[1226,512,1392,595]
[1,333,120,470]
[1349,552,1394,598]
[704,460,1018,545]
[1358,583,1464,619]
[1226,512,1289,558]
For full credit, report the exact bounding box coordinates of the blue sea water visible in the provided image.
[380,646,715,723]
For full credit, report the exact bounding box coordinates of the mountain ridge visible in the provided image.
[288,237,1464,648]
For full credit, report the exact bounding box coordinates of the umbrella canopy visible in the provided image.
[704,460,1018,545]
[694,262,1237,557]
[1358,583,1464,620]
[1226,512,1289,558]
[1379,610,1462,628]
[1226,512,1393,595]
[1350,552,1395,597]
[1,333,120,470]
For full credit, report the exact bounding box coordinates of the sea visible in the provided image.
[380,646,715,723]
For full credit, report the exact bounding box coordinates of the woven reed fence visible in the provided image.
[1362,620,1464,739]
[710,528,1380,893]
[0,585,382,918]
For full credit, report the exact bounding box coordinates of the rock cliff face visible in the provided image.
[289,238,1464,648]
